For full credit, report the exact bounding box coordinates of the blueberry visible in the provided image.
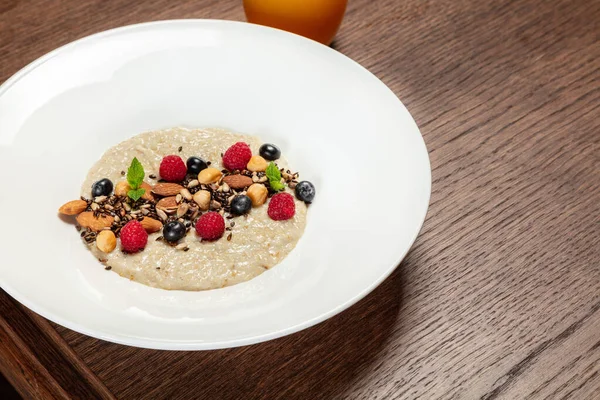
[91,178,113,197]
[187,156,208,174]
[295,181,315,203]
[230,195,252,215]
[163,221,186,242]
[259,143,281,161]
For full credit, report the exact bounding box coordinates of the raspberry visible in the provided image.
[267,192,296,220]
[120,220,148,253]
[195,212,225,240]
[222,142,252,171]
[159,155,187,182]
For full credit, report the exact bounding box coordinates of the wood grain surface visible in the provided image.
[1,0,599,399]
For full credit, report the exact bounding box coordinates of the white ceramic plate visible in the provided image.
[0,20,430,350]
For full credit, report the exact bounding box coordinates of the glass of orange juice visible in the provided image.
[243,0,348,45]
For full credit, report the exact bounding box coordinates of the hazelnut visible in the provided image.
[115,181,130,196]
[96,230,117,253]
[247,183,268,207]
[198,167,223,184]
[115,181,153,201]
[193,190,211,210]
[247,155,268,172]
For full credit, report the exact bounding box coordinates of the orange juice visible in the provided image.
[243,0,348,45]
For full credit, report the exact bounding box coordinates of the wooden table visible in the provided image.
[1,0,599,398]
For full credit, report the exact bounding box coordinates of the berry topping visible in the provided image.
[195,212,225,240]
[259,143,281,161]
[92,178,113,197]
[222,142,252,171]
[163,221,186,243]
[267,192,296,221]
[120,220,148,253]
[230,195,252,215]
[186,156,208,175]
[159,155,187,182]
[295,181,316,203]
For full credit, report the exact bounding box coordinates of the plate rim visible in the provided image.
[0,19,431,350]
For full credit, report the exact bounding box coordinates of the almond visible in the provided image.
[58,200,87,215]
[140,182,155,202]
[193,190,211,210]
[247,155,268,172]
[116,181,154,201]
[247,183,268,207]
[156,196,178,210]
[152,182,185,197]
[76,212,114,231]
[222,174,253,190]
[96,230,117,253]
[140,217,162,233]
[198,167,223,184]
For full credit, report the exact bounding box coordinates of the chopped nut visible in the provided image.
[96,230,117,253]
[247,183,268,207]
[177,203,189,218]
[90,203,100,211]
[176,194,183,204]
[157,209,168,221]
[193,190,211,211]
[221,182,230,192]
[211,200,222,210]
[180,188,193,201]
[140,182,155,202]
[115,181,130,196]
[258,176,268,183]
[187,180,199,189]
[94,196,107,203]
[247,155,268,172]
[198,167,222,184]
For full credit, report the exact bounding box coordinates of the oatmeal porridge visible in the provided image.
[58,127,315,291]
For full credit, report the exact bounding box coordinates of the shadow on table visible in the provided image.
[172,267,406,399]
[0,373,21,400]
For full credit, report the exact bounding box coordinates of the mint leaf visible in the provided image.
[127,157,145,190]
[270,179,286,191]
[265,162,284,191]
[127,188,146,202]
[126,158,146,202]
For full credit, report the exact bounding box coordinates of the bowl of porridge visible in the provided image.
[0,20,430,349]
